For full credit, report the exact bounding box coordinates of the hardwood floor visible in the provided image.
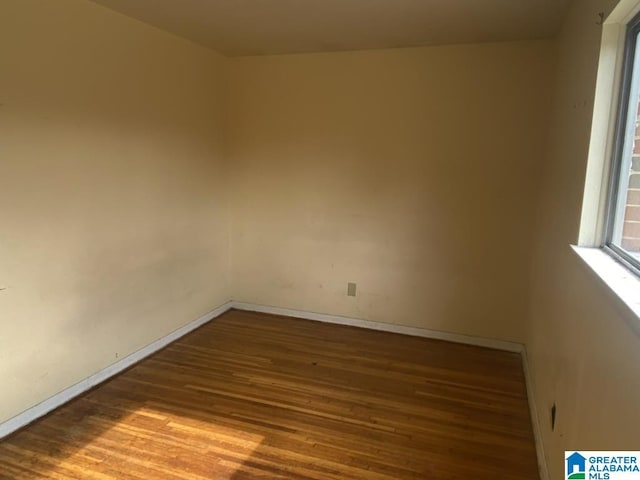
[0,310,539,479]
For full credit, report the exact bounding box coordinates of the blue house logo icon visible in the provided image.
[566,452,587,479]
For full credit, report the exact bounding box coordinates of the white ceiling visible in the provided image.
[90,0,572,57]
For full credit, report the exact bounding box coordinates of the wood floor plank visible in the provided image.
[0,310,539,479]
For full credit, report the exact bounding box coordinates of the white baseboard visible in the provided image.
[0,300,233,440]
[232,302,524,353]
[521,348,549,480]
[1,299,547,480]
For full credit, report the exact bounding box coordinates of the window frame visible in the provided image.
[603,9,640,278]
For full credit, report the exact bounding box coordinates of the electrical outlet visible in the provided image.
[347,282,357,296]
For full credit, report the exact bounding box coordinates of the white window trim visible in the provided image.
[577,0,640,321]
[572,246,640,320]
[579,8,632,246]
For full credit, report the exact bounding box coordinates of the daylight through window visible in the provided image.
[606,12,640,274]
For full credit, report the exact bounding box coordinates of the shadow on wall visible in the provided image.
[0,310,538,479]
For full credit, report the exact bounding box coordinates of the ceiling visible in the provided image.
[90,0,572,57]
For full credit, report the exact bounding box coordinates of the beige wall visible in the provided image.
[7,3,638,474]
[527,0,640,477]
[0,0,230,424]
[228,42,555,343]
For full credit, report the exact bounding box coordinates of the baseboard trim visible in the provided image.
[521,348,549,480]
[232,302,524,353]
[0,300,234,440]
[1,299,547,480]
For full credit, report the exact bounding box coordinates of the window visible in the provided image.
[605,11,640,276]
[575,2,640,320]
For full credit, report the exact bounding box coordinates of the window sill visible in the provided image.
[571,245,640,321]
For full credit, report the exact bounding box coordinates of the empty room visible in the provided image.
[1,0,640,479]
